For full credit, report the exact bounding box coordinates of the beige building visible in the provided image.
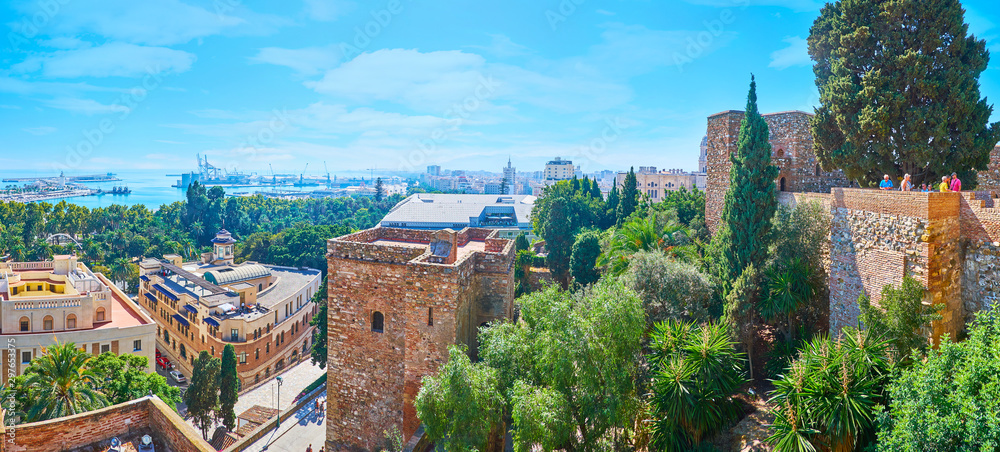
[616,168,700,202]
[0,255,156,384]
[137,230,321,387]
[544,157,576,181]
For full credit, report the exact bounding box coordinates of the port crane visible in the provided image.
[299,163,309,186]
[324,162,332,187]
[269,164,276,185]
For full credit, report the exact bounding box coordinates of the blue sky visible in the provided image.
[2,0,999,176]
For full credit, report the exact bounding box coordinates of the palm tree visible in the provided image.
[599,216,700,275]
[190,221,205,241]
[22,342,108,422]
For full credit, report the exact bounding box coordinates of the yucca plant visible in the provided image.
[648,320,746,451]
[767,328,891,452]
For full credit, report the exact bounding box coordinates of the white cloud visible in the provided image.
[14,42,196,78]
[307,48,632,113]
[38,37,90,49]
[596,9,616,15]
[769,36,810,69]
[249,46,341,75]
[304,0,355,21]
[9,0,285,46]
[22,126,57,135]
[465,34,531,58]
[43,97,130,115]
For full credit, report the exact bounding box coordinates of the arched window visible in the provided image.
[180,344,187,359]
[19,317,29,332]
[780,177,787,192]
[776,148,785,158]
[67,314,77,329]
[43,315,53,331]
[372,311,384,333]
[96,307,106,322]
[428,308,434,327]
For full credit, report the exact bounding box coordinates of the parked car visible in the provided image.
[156,356,170,369]
[169,370,187,385]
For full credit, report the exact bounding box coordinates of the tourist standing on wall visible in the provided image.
[900,174,913,191]
[940,176,951,192]
[879,174,894,190]
[950,172,962,192]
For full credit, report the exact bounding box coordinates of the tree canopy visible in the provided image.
[808,0,1000,186]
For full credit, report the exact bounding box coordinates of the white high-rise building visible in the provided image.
[502,157,516,194]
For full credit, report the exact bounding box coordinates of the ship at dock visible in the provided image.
[169,154,255,188]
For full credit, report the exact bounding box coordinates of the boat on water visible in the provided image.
[97,186,131,195]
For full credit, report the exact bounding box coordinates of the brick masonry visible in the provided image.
[5,396,212,452]
[705,110,850,233]
[325,227,515,451]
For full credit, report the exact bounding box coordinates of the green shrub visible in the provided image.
[876,308,1000,451]
[625,250,718,325]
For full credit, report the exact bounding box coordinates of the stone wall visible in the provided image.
[8,396,211,452]
[974,144,1000,191]
[326,227,514,451]
[828,189,964,342]
[705,110,849,233]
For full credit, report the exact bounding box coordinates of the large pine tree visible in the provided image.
[809,0,1000,186]
[715,76,780,288]
[218,345,239,431]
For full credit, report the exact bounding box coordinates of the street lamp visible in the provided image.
[275,376,283,430]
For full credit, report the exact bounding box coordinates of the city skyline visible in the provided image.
[2,0,999,175]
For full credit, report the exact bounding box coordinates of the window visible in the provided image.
[255,348,260,360]
[96,307,106,322]
[815,164,821,176]
[21,351,31,364]
[231,328,239,342]
[428,308,434,327]
[164,330,171,343]
[211,346,215,356]
[67,314,77,329]
[134,340,142,351]
[372,311,384,333]
[101,344,110,354]
[180,344,186,359]
[43,315,53,331]
[19,317,29,332]
[239,352,247,364]
[266,343,270,353]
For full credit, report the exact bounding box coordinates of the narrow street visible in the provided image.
[243,390,327,452]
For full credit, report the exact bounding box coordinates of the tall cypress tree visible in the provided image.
[715,75,779,288]
[184,351,221,439]
[809,0,1000,186]
[218,344,239,431]
[590,178,602,200]
[616,168,639,225]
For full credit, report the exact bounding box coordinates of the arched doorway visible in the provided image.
[779,177,786,191]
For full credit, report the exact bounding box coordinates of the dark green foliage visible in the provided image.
[714,76,780,289]
[724,264,762,379]
[414,345,505,451]
[859,275,942,363]
[767,328,892,452]
[877,308,1000,451]
[513,232,530,252]
[600,215,699,276]
[20,343,108,422]
[570,229,602,286]
[531,180,606,287]
[617,167,639,225]
[90,352,182,411]
[808,0,1000,186]
[477,279,646,450]
[606,184,621,227]
[310,276,329,368]
[625,250,718,326]
[218,344,239,431]
[185,351,221,439]
[648,321,745,451]
[0,192,401,277]
[375,177,385,201]
[765,203,831,341]
[761,259,813,344]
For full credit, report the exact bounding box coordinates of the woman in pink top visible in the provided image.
[950,172,962,192]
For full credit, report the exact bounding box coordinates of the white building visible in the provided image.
[1,255,157,383]
[544,157,576,182]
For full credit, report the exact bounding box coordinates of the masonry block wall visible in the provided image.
[974,144,1000,191]
[705,110,850,233]
[325,227,515,451]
